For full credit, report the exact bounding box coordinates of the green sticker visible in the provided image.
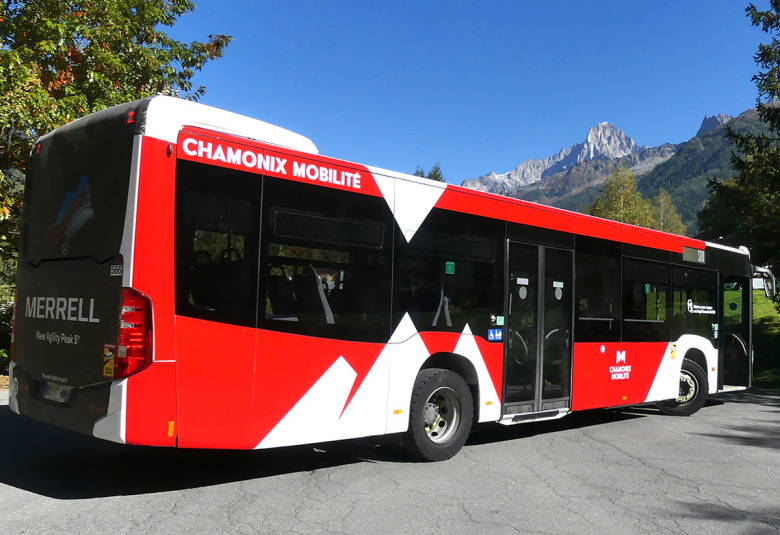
[445,261,455,275]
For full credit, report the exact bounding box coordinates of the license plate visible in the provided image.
[43,383,73,403]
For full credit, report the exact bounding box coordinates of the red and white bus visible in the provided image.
[9,96,775,460]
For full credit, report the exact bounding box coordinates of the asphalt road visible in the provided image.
[0,390,778,535]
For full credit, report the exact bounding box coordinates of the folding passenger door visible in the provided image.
[503,241,573,417]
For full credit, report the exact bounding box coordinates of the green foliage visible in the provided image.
[588,168,656,228]
[0,303,11,372]
[638,110,766,234]
[0,1,231,360]
[698,3,780,313]
[752,290,780,387]
[426,162,444,182]
[0,0,232,262]
[413,162,445,182]
[650,188,686,235]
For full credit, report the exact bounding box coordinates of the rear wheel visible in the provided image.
[657,359,708,416]
[402,369,474,461]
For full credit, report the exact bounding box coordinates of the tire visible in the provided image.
[402,368,474,461]
[657,359,709,416]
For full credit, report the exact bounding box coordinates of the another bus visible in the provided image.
[9,96,776,461]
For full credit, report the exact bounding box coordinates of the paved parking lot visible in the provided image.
[0,389,778,535]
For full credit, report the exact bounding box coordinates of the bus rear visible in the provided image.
[9,101,150,439]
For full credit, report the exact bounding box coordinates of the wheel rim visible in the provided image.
[676,370,698,404]
[422,386,461,444]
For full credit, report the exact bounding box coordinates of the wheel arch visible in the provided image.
[421,353,479,422]
[675,334,718,394]
[683,348,708,379]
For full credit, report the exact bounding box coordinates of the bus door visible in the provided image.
[503,242,573,416]
[720,275,751,389]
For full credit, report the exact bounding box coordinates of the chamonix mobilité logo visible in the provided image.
[610,350,631,380]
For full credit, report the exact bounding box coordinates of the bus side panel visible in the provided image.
[123,135,180,446]
[133,135,177,365]
[125,362,177,446]
[252,331,387,449]
[175,316,256,449]
[571,342,669,411]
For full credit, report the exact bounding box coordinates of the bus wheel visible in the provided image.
[657,359,708,416]
[402,369,474,461]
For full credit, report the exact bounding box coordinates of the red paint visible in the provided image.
[475,337,505,402]
[175,316,256,449]
[125,362,177,446]
[124,136,179,445]
[251,330,384,444]
[176,130,382,198]
[571,342,668,411]
[435,188,507,222]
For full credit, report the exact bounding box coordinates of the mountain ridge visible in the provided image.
[459,109,763,234]
[462,122,641,193]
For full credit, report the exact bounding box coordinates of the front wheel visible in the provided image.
[657,359,708,416]
[402,369,474,461]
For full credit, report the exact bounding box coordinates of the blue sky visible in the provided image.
[171,1,766,184]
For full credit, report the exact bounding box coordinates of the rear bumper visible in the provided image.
[8,361,114,438]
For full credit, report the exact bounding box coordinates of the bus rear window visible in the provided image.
[21,102,140,264]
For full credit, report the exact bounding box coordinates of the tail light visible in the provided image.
[114,288,152,379]
[10,289,17,362]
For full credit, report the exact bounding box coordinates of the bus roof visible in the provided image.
[53,96,748,260]
[144,96,318,154]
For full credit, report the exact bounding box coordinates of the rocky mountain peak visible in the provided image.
[461,122,641,194]
[696,113,733,136]
[581,122,640,161]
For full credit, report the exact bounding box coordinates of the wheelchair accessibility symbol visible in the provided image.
[487,328,503,342]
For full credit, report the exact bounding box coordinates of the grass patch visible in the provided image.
[752,290,780,389]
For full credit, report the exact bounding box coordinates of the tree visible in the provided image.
[588,167,656,228]
[412,162,445,182]
[426,162,444,182]
[698,2,780,275]
[650,188,686,235]
[0,0,231,265]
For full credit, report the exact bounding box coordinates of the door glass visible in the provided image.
[505,244,538,403]
[542,248,572,400]
[672,267,717,346]
[722,276,750,386]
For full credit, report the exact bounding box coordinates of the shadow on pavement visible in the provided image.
[0,406,389,500]
[1,387,776,500]
[0,406,646,499]
[672,501,780,534]
[465,409,647,446]
[695,388,780,451]
[711,387,780,408]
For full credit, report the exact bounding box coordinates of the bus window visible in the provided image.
[22,101,139,264]
[622,259,670,342]
[672,267,717,346]
[393,208,503,336]
[258,177,392,343]
[175,161,261,327]
[574,237,621,342]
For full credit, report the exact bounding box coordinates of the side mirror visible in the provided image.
[764,277,776,299]
[753,266,776,299]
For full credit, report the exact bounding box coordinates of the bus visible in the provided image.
[9,96,776,461]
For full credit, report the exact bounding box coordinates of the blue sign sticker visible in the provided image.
[487,328,503,342]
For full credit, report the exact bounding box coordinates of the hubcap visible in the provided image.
[676,370,698,404]
[423,386,461,444]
